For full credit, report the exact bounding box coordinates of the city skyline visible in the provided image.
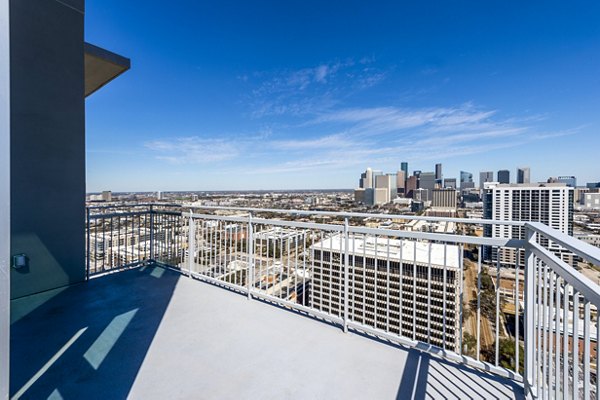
[85,1,600,192]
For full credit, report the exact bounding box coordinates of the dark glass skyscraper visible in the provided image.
[497,170,510,184]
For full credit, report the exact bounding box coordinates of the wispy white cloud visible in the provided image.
[145,58,582,185]
[145,137,240,164]
[247,59,387,118]
[271,134,357,150]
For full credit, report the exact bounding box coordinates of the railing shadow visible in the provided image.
[10,263,179,399]
[395,349,525,400]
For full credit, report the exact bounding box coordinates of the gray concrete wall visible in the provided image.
[9,0,86,299]
[1,0,11,394]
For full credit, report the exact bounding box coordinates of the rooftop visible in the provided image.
[11,265,522,399]
[311,234,461,269]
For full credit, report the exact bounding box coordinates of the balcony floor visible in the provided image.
[10,265,524,399]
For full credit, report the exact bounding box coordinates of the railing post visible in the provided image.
[247,213,254,300]
[343,217,350,333]
[149,204,154,263]
[86,207,90,280]
[524,226,538,399]
[187,210,195,277]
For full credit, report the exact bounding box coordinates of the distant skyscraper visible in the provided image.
[497,170,510,184]
[396,170,406,194]
[431,188,457,209]
[517,167,530,184]
[444,178,457,189]
[587,182,600,189]
[557,176,577,187]
[479,171,494,189]
[460,171,474,191]
[419,172,436,201]
[400,161,408,182]
[435,163,442,181]
[375,174,394,203]
[359,167,373,189]
[406,176,418,198]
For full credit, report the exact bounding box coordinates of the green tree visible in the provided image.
[481,339,524,374]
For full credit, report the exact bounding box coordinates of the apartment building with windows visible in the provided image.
[310,235,461,352]
[483,183,574,266]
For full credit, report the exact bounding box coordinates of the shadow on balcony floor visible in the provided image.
[10,265,524,399]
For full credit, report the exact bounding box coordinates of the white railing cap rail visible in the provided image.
[185,205,525,227]
[526,221,600,266]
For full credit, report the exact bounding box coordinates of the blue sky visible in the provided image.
[85,1,600,192]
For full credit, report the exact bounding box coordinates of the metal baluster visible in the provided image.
[548,270,554,399]
[573,289,580,400]
[386,236,390,334]
[302,231,306,306]
[524,228,537,398]
[563,283,569,400]
[374,235,378,330]
[343,218,349,332]
[413,240,417,342]
[495,249,500,367]
[459,243,464,356]
[542,261,548,399]
[188,212,195,276]
[427,242,432,345]
[442,243,447,350]
[247,214,253,299]
[554,276,561,399]
[477,245,482,361]
[583,300,591,399]
[86,208,90,280]
[515,252,520,374]
[399,238,404,338]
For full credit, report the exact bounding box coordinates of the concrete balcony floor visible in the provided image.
[10,265,524,399]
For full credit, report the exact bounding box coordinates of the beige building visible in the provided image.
[310,235,461,352]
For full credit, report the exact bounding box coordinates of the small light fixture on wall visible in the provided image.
[12,253,27,269]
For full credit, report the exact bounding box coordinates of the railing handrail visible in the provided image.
[183,210,525,248]
[86,203,527,226]
[526,221,600,266]
[86,203,182,210]
[183,205,526,227]
[527,239,600,307]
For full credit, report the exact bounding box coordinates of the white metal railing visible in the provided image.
[85,205,600,399]
[524,222,600,399]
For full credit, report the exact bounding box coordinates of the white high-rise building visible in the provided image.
[484,183,574,266]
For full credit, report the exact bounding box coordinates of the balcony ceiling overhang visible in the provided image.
[84,42,130,97]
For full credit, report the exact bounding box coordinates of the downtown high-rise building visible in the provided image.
[400,162,409,187]
[444,178,457,189]
[359,168,373,189]
[396,170,406,195]
[418,172,436,201]
[497,170,510,184]
[435,163,442,186]
[557,176,577,187]
[479,171,494,190]
[459,171,474,192]
[406,176,418,198]
[516,167,530,184]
